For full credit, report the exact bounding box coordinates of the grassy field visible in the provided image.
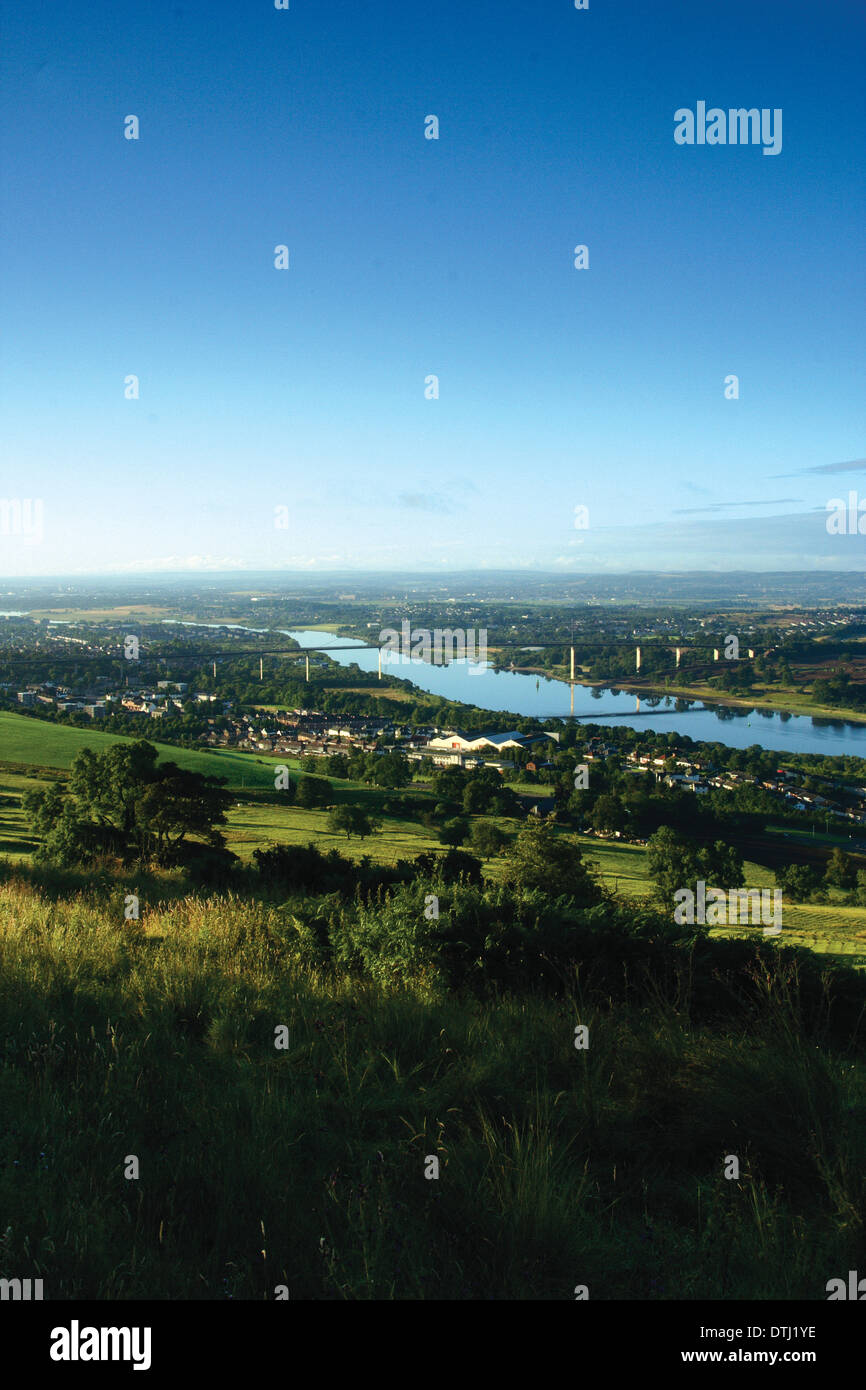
[714,905,866,959]
[576,835,866,964]
[3,709,866,965]
[224,801,445,865]
[0,710,291,789]
[331,686,418,703]
[0,767,52,858]
[6,760,866,964]
[0,879,863,1300]
[25,605,177,621]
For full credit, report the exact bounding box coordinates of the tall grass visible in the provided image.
[0,879,863,1299]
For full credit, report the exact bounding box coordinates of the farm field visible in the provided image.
[765,822,866,852]
[25,605,178,621]
[228,809,866,953]
[712,912,866,960]
[578,835,866,963]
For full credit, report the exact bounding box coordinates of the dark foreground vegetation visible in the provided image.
[1,854,865,1299]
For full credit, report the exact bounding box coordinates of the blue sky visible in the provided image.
[1,0,864,575]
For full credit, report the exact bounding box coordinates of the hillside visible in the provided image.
[0,879,863,1300]
[0,709,283,788]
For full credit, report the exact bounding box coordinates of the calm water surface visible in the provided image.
[159,622,866,759]
[283,630,866,760]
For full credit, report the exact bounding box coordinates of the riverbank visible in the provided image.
[612,679,866,726]
[278,631,866,756]
[504,663,866,726]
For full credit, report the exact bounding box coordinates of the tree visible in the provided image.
[368,753,412,788]
[590,793,627,836]
[68,740,160,846]
[440,817,470,847]
[779,862,823,903]
[23,740,233,869]
[504,819,601,904]
[469,820,508,858]
[327,804,379,841]
[432,766,467,801]
[23,786,109,864]
[328,805,354,839]
[462,780,492,814]
[824,847,857,891]
[347,752,371,780]
[567,787,593,824]
[488,789,521,817]
[647,825,744,910]
[296,775,330,809]
[138,765,232,862]
[413,848,483,885]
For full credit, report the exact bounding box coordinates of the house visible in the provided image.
[429,750,468,767]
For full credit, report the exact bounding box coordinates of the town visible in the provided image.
[7,670,866,839]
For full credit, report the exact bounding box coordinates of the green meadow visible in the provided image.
[1,713,866,1299]
[0,710,288,788]
[2,709,866,966]
[223,801,444,865]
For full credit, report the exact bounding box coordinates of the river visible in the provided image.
[282,630,866,760]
